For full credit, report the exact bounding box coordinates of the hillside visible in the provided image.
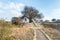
[42,23,60,40]
[0,20,60,40]
[0,20,34,40]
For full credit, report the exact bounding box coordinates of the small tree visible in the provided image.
[12,17,19,25]
[52,18,56,22]
[21,6,44,23]
[11,16,26,27]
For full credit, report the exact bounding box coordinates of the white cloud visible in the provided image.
[10,10,23,17]
[0,2,3,8]
[0,2,25,20]
[0,3,2,7]
[43,9,60,21]
[43,16,52,21]
[0,3,24,14]
[0,10,4,13]
[49,9,60,19]
[51,9,60,14]
[45,9,60,19]
[3,2,24,11]
[0,2,25,11]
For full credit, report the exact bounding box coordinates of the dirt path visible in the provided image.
[29,27,49,40]
[36,29,48,40]
[31,22,49,40]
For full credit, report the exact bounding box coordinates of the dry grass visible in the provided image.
[42,24,60,40]
[0,27,12,40]
[0,27,34,40]
[10,27,34,40]
[23,23,34,27]
[0,19,34,40]
[0,20,13,40]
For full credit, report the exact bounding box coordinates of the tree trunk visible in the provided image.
[29,19,33,23]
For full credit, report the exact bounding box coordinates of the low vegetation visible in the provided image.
[10,28,34,40]
[0,20,34,40]
[0,20,12,40]
[0,27,12,40]
[42,23,60,40]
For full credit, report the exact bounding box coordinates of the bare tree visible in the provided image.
[21,6,44,23]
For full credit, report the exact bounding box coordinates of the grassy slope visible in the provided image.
[11,27,34,40]
[0,20,34,40]
[42,23,60,40]
[0,19,60,40]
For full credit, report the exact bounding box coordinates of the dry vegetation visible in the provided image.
[0,19,60,40]
[0,20,12,40]
[10,28,34,40]
[0,19,34,40]
[42,23,60,40]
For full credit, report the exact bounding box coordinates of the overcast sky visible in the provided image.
[0,0,60,21]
